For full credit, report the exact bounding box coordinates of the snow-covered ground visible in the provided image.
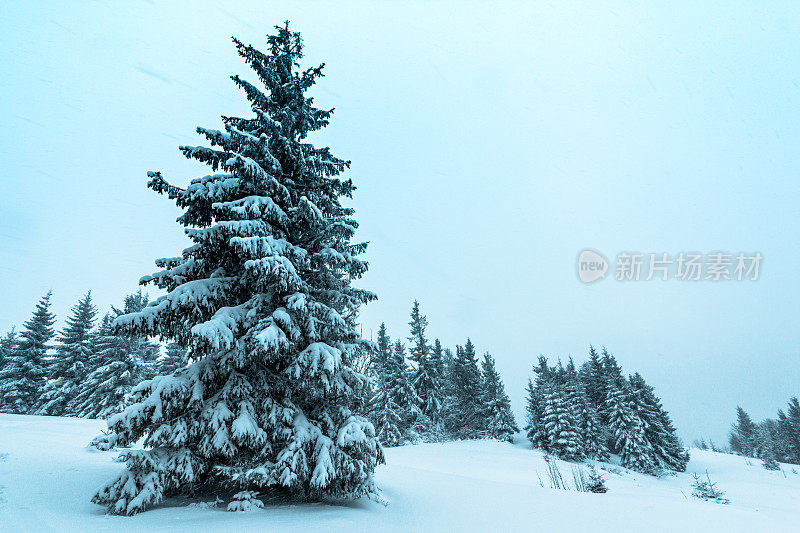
[0,414,798,532]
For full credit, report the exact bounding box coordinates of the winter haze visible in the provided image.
[1,0,799,445]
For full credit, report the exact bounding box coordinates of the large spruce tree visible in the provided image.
[92,25,383,515]
[0,292,56,414]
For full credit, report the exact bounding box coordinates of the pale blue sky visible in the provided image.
[1,1,798,443]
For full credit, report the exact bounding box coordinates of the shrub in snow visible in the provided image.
[227,491,264,512]
[586,466,608,493]
[762,455,781,471]
[691,472,729,504]
[91,23,383,515]
[188,496,223,510]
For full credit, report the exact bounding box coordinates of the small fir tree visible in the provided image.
[762,452,781,471]
[369,385,404,447]
[586,466,608,493]
[691,472,729,504]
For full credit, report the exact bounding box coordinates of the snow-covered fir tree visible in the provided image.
[478,353,518,442]
[367,324,417,446]
[542,374,583,460]
[371,322,392,379]
[586,466,608,493]
[691,472,729,504]
[579,345,605,410]
[387,339,423,441]
[577,397,609,461]
[444,339,483,438]
[113,291,161,381]
[92,25,383,515]
[729,406,758,457]
[0,292,56,414]
[784,398,800,464]
[69,314,132,419]
[0,327,17,376]
[727,397,800,466]
[369,381,404,447]
[525,356,551,450]
[407,301,442,423]
[565,358,608,461]
[429,339,445,392]
[761,452,781,470]
[37,291,97,416]
[70,297,160,420]
[605,377,657,473]
[629,372,688,471]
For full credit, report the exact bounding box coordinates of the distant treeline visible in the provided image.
[727,399,800,468]
[0,291,185,419]
[367,301,518,445]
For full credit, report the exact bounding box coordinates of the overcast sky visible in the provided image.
[1,1,799,443]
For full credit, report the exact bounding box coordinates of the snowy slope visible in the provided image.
[0,414,798,532]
